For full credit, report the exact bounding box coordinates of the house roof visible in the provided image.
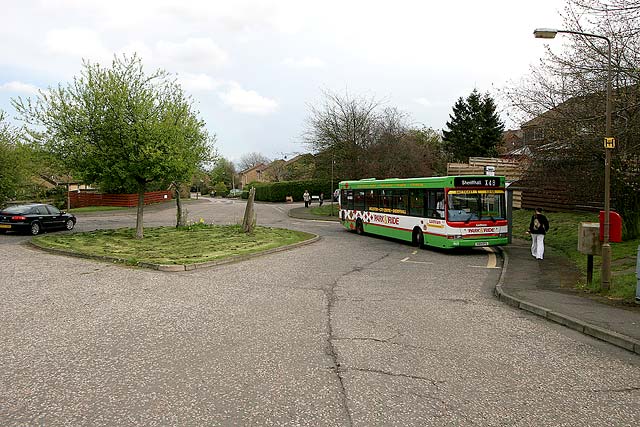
[239,162,268,175]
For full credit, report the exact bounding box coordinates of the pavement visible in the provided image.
[497,239,640,355]
[288,204,340,221]
[291,207,640,355]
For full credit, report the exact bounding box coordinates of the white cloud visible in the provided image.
[415,97,432,107]
[155,38,229,70]
[177,73,222,92]
[45,27,110,62]
[119,41,154,62]
[219,83,278,115]
[282,57,326,69]
[0,81,40,95]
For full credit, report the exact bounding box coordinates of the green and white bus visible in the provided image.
[338,176,508,249]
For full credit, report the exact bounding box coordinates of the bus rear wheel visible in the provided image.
[412,229,424,248]
[355,219,365,235]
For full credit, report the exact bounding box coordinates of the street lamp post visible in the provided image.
[533,28,613,290]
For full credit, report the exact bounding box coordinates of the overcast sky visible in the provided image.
[0,0,565,164]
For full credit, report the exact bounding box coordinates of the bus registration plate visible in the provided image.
[474,242,489,247]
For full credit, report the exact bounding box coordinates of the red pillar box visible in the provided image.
[599,211,623,243]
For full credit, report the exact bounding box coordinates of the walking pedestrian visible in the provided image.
[528,207,550,260]
[303,190,310,208]
[319,192,324,207]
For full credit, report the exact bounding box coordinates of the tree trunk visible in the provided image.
[242,187,256,233]
[174,183,186,227]
[135,186,145,239]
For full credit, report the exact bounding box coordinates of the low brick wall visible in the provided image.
[69,191,173,208]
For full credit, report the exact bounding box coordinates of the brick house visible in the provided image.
[238,163,268,189]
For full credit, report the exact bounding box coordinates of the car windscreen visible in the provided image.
[46,205,61,215]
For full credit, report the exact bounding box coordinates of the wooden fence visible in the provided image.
[447,157,526,182]
[447,158,525,208]
[447,157,605,213]
[68,190,172,208]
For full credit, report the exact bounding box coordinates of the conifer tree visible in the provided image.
[442,89,504,162]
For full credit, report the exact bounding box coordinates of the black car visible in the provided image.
[0,203,76,235]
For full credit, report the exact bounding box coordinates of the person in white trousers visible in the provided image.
[529,207,550,259]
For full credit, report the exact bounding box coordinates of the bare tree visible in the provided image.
[238,152,270,172]
[304,90,381,179]
[501,0,640,237]
[305,90,446,180]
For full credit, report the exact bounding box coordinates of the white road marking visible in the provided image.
[411,250,418,255]
[401,257,434,265]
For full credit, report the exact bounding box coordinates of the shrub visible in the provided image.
[245,179,334,202]
[213,181,229,197]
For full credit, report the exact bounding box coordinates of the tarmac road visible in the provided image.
[1,198,639,426]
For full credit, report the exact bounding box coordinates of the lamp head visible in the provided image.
[533,28,558,39]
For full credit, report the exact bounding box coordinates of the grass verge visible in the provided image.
[309,204,339,217]
[512,209,638,303]
[68,206,129,213]
[33,224,315,266]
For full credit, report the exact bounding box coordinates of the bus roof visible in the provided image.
[338,175,505,189]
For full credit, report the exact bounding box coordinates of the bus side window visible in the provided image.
[409,190,425,217]
[346,190,354,210]
[354,190,365,211]
[341,190,353,210]
[365,189,376,211]
[426,190,444,219]
[394,189,407,214]
[381,189,392,212]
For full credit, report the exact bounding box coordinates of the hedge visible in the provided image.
[242,179,337,202]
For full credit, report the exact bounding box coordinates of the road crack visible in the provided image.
[347,366,442,385]
[322,252,391,427]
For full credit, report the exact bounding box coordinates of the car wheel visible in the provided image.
[356,219,365,235]
[30,221,41,236]
[65,219,75,231]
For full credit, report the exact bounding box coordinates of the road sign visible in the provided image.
[604,137,615,149]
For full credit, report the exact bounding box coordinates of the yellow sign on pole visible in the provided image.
[604,137,615,149]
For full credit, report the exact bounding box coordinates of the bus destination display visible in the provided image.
[454,177,500,188]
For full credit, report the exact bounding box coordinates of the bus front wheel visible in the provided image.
[355,219,365,235]
[412,229,424,248]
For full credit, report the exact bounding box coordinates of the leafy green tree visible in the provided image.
[13,54,214,238]
[209,157,237,189]
[0,111,38,205]
[213,181,229,197]
[442,89,504,162]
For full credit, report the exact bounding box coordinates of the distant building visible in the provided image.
[238,163,268,189]
[35,174,95,192]
[500,129,524,156]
